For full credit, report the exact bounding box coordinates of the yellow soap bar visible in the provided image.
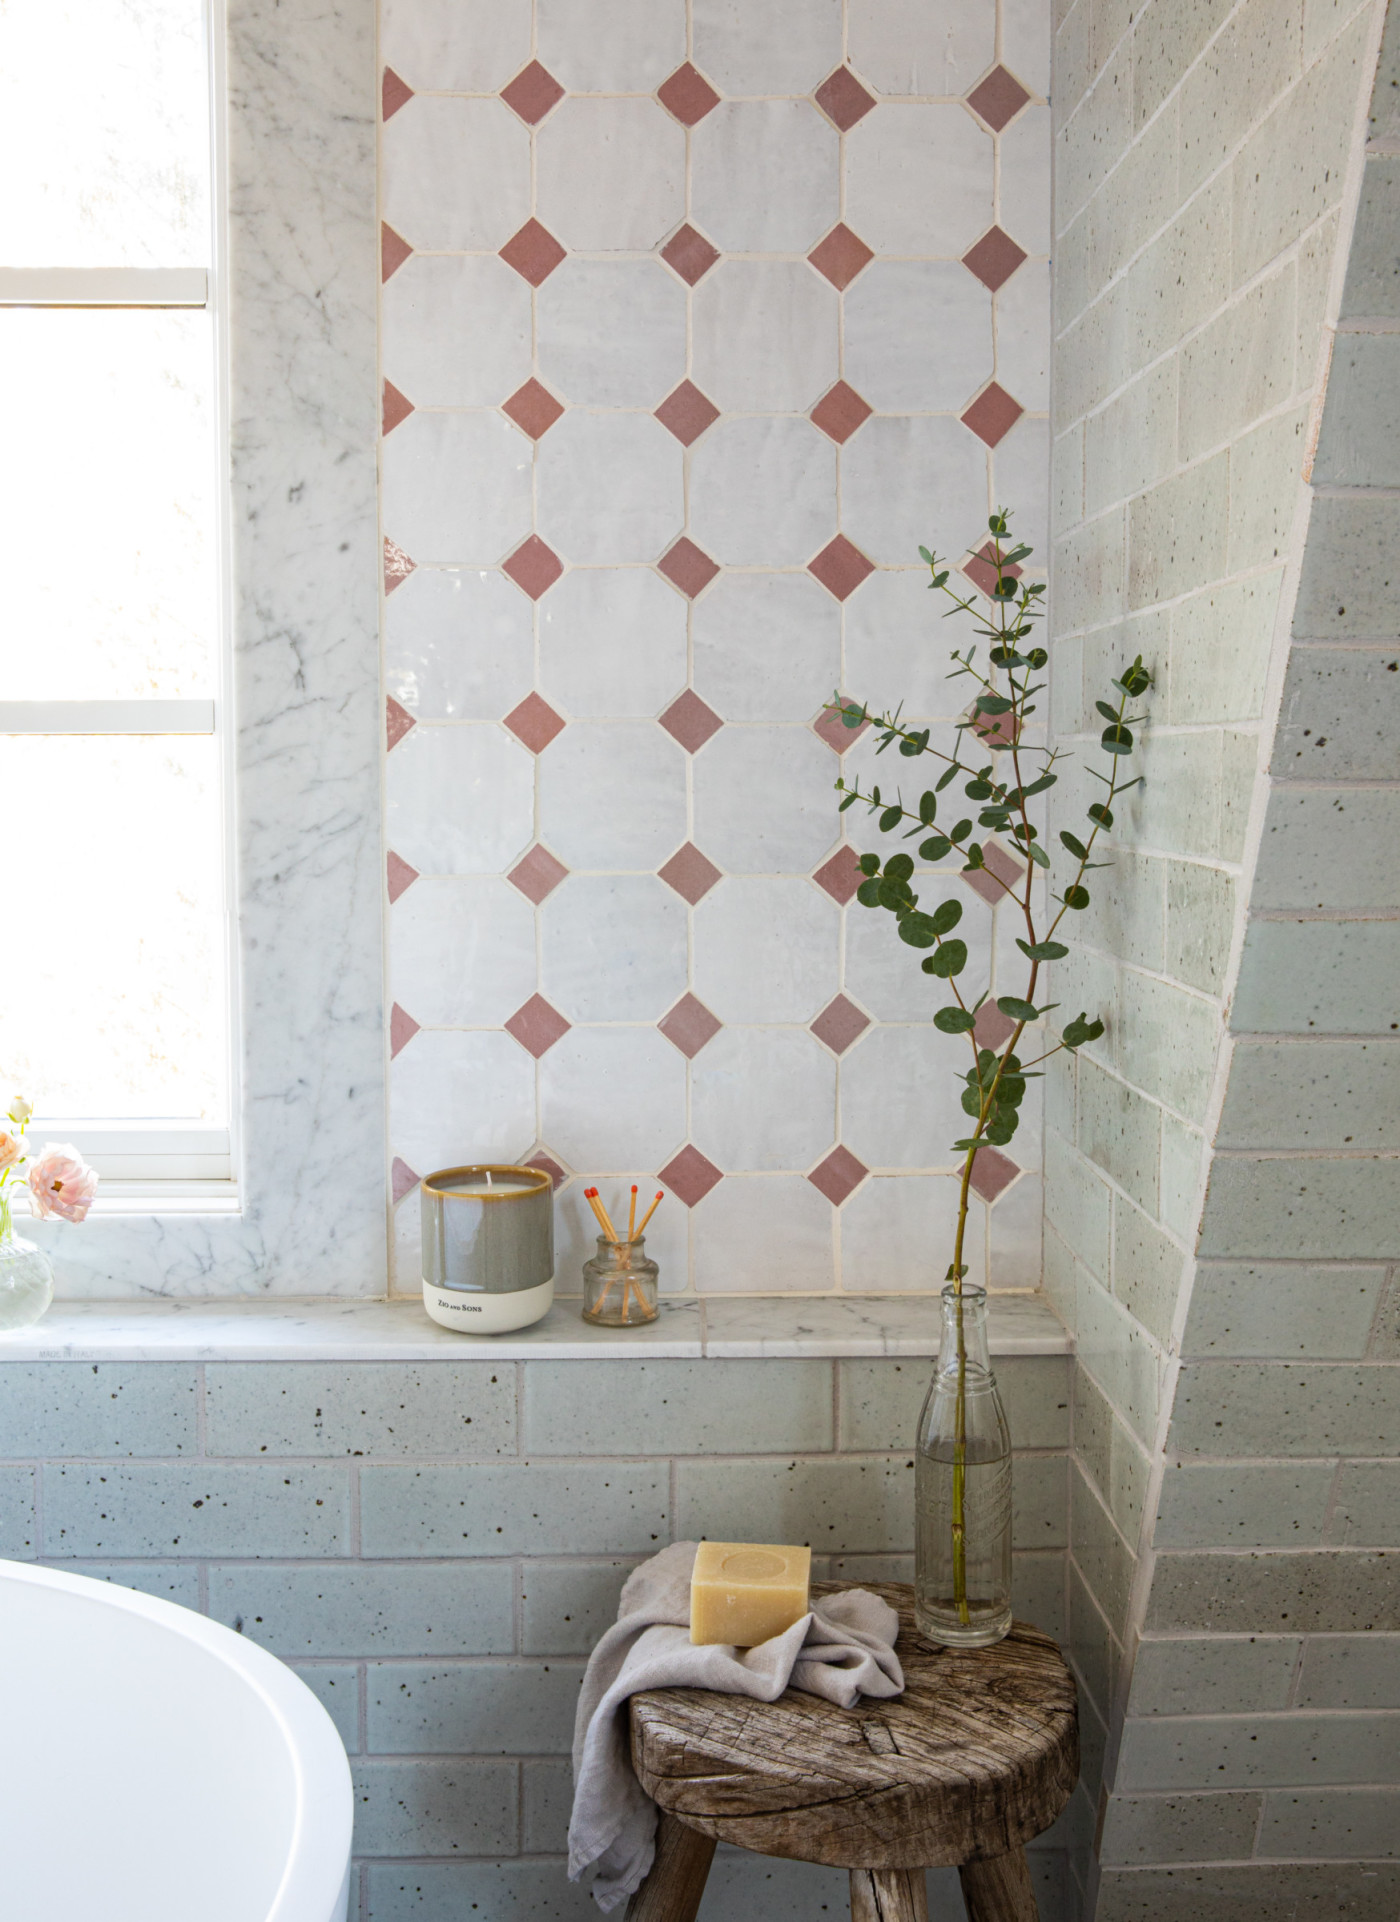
[689,1540,813,1647]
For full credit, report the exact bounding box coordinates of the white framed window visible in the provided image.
[0,0,235,1199]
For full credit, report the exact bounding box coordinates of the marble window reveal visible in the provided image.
[380,0,1052,1297]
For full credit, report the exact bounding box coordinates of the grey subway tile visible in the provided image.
[1110,1198,1181,1349]
[1010,1550,1069,1643]
[1071,1461,1135,1633]
[1199,1157,1400,1260]
[292,1663,361,1750]
[1291,494,1400,640]
[1217,1041,1400,1151]
[1171,1362,1400,1457]
[1074,1363,1152,1546]
[1118,1710,1400,1789]
[1341,156,1400,318]
[42,1463,350,1558]
[1129,1636,1300,1716]
[1259,1787,1400,1858]
[0,1465,35,1557]
[837,1355,1072,1452]
[1252,789,1400,912]
[675,1456,914,1553]
[366,1861,598,1920]
[39,1560,201,1608]
[1273,649,1400,783]
[1182,1263,1385,1359]
[1067,1557,1121,1723]
[0,1363,198,1457]
[1099,1792,1263,1866]
[205,1362,517,1458]
[208,1560,515,1656]
[350,1758,516,1857]
[520,1559,640,1655]
[1297,1633,1400,1707]
[1329,1462,1400,1546]
[1095,1863,1400,1921]
[1145,1551,1400,1632]
[1077,1058,1161,1219]
[1154,1463,1334,1548]
[1313,334,1400,489]
[360,1463,670,1558]
[521,1358,832,1455]
[365,1659,586,1755]
[1231,917,1400,1036]
[522,1758,574,1852]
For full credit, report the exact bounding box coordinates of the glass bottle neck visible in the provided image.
[937,1284,992,1378]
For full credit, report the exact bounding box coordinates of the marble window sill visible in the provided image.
[9,1293,1069,1362]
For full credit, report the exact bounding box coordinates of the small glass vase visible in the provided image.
[915,1282,1013,1648]
[0,1223,54,1335]
[581,1236,658,1327]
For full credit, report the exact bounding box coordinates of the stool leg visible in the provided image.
[624,1810,716,1922]
[957,1847,1038,1922]
[849,1868,929,1922]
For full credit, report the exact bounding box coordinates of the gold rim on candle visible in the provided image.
[422,1165,553,1202]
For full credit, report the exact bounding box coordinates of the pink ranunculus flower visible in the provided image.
[27,1144,99,1223]
[0,1129,23,1173]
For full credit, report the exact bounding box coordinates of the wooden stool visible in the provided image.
[625,1582,1077,1922]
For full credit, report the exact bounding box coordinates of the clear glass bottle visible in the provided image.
[581,1236,659,1327]
[915,1283,1013,1648]
[0,1225,54,1335]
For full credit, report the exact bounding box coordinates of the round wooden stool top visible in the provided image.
[628,1582,1078,1872]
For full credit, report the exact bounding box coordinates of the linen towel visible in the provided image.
[568,1541,904,1911]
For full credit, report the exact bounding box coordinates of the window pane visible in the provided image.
[0,308,216,698]
[0,0,209,268]
[0,735,227,1122]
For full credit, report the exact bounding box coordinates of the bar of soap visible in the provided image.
[689,1541,812,1647]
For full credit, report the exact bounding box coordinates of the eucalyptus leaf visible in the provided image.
[929,938,967,977]
[858,852,880,876]
[885,852,914,883]
[856,877,882,908]
[897,913,938,949]
[1101,723,1134,755]
[879,805,903,831]
[1063,884,1091,909]
[930,898,963,935]
[919,835,953,861]
[1016,938,1068,960]
[934,1006,976,1033]
[997,996,1038,1022]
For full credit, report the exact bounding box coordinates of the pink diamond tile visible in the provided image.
[381,223,412,282]
[390,1003,420,1058]
[814,66,876,131]
[963,838,1025,906]
[505,692,567,754]
[382,67,414,120]
[658,62,721,125]
[506,994,571,1059]
[524,1148,569,1189]
[973,1001,1018,1054]
[966,65,1032,132]
[812,846,865,903]
[808,1145,868,1206]
[809,536,875,602]
[509,844,569,904]
[655,380,720,446]
[503,535,565,600]
[659,1145,723,1208]
[501,59,565,124]
[968,1145,1020,1203]
[659,993,722,1059]
[962,382,1024,448]
[503,378,565,440]
[810,380,873,445]
[658,538,720,599]
[499,218,567,287]
[808,224,874,291]
[386,850,419,903]
[384,537,416,596]
[382,380,414,435]
[658,842,722,905]
[659,690,723,753]
[962,540,1025,599]
[962,226,1028,293]
[391,1155,420,1204]
[811,995,870,1054]
[386,696,415,752]
[660,223,721,286]
[813,699,870,753]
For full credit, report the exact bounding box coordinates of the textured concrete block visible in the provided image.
[1296,1633,1400,1706]
[1099,1791,1263,1865]
[40,1560,201,1608]
[1077,1058,1160,1218]
[1068,1556,1120,1721]
[1275,647,1400,783]
[1182,1263,1384,1359]
[204,1362,517,1458]
[1012,1549,1069,1642]
[1168,575,1281,727]
[1178,0,1302,196]
[1330,1462,1400,1546]
[1088,99,1180,295]
[42,1464,350,1558]
[1179,266,1297,461]
[1218,1041,1400,1150]
[366,1660,585,1755]
[1198,1157,1400,1261]
[351,1759,516,1856]
[1228,407,1308,575]
[1132,0,1228,127]
[1130,1634,1301,1715]
[695,1850,874,1921]
[366,1861,597,1920]
[1052,507,1126,634]
[0,1363,197,1458]
[1071,1461,1135,1632]
[1118,1709,1400,1789]
[1260,1787,1400,1857]
[1052,424,1085,537]
[1074,1363,1152,1545]
[521,1359,832,1455]
[208,1560,515,1656]
[1373,1270,1400,1356]
[360,1463,670,1558]
[1155,1463,1334,1547]
[291,1663,360,1750]
[1045,1128,1111,1282]
[1096,1863,1400,1920]
[1127,455,1228,611]
[675,1456,914,1553]
[1058,41,1133,223]
[1076,1269,1165,1447]
[1314,335,1400,489]
[1125,729,1244,864]
[1084,360,1177,518]
[1231,916,1400,1034]
[1292,495,1400,640]
[1076,847,1166,973]
[520,1559,639,1655]
[1253,788,1400,911]
[1341,155,1400,318]
[1172,1361,1400,1456]
[522,1758,574,1853]
[0,1465,35,1557]
[838,1356,1072,1451]
[1145,1550,1400,1632]
[1110,1198,1180,1349]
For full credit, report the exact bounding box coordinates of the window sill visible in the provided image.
[6,1292,1069,1362]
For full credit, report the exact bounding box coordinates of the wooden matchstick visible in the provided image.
[628,1184,638,1241]
[633,1190,664,1239]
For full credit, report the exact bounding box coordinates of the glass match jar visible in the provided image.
[581,1237,659,1327]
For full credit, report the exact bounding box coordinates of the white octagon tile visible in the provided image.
[847,0,994,95]
[841,416,986,568]
[539,569,687,720]
[692,0,842,94]
[537,259,686,409]
[381,0,530,91]
[840,1025,968,1168]
[392,1031,536,1176]
[990,415,1049,562]
[382,255,532,410]
[691,102,839,254]
[536,98,685,252]
[537,413,684,563]
[385,568,535,722]
[844,887,992,1022]
[845,106,992,256]
[541,875,688,1023]
[693,726,838,874]
[843,569,964,720]
[538,722,687,870]
[382,98,530,253]
[1001,0,1051,97]
[386,724,535,875]
[999,108,1052,256]
[844,262,992,414]
[692,260,838,414]
[693,877,839,1023]
[537,0,685,91]
[393,877,537,1027]
[995,259,1050,410]
[692,1028,836,1172]
[988,1173,1041,1287]
[840,1175,986,1291]
[541,1027,687,1173]
[692,573,840,723]
[382,411,533,565]
[690,417,836,567]
[694,1176,837,1293]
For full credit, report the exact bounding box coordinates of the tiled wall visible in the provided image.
[1047,0,1394,1912]
[376,0,1054,1300]
[0,1354,1073,1920]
